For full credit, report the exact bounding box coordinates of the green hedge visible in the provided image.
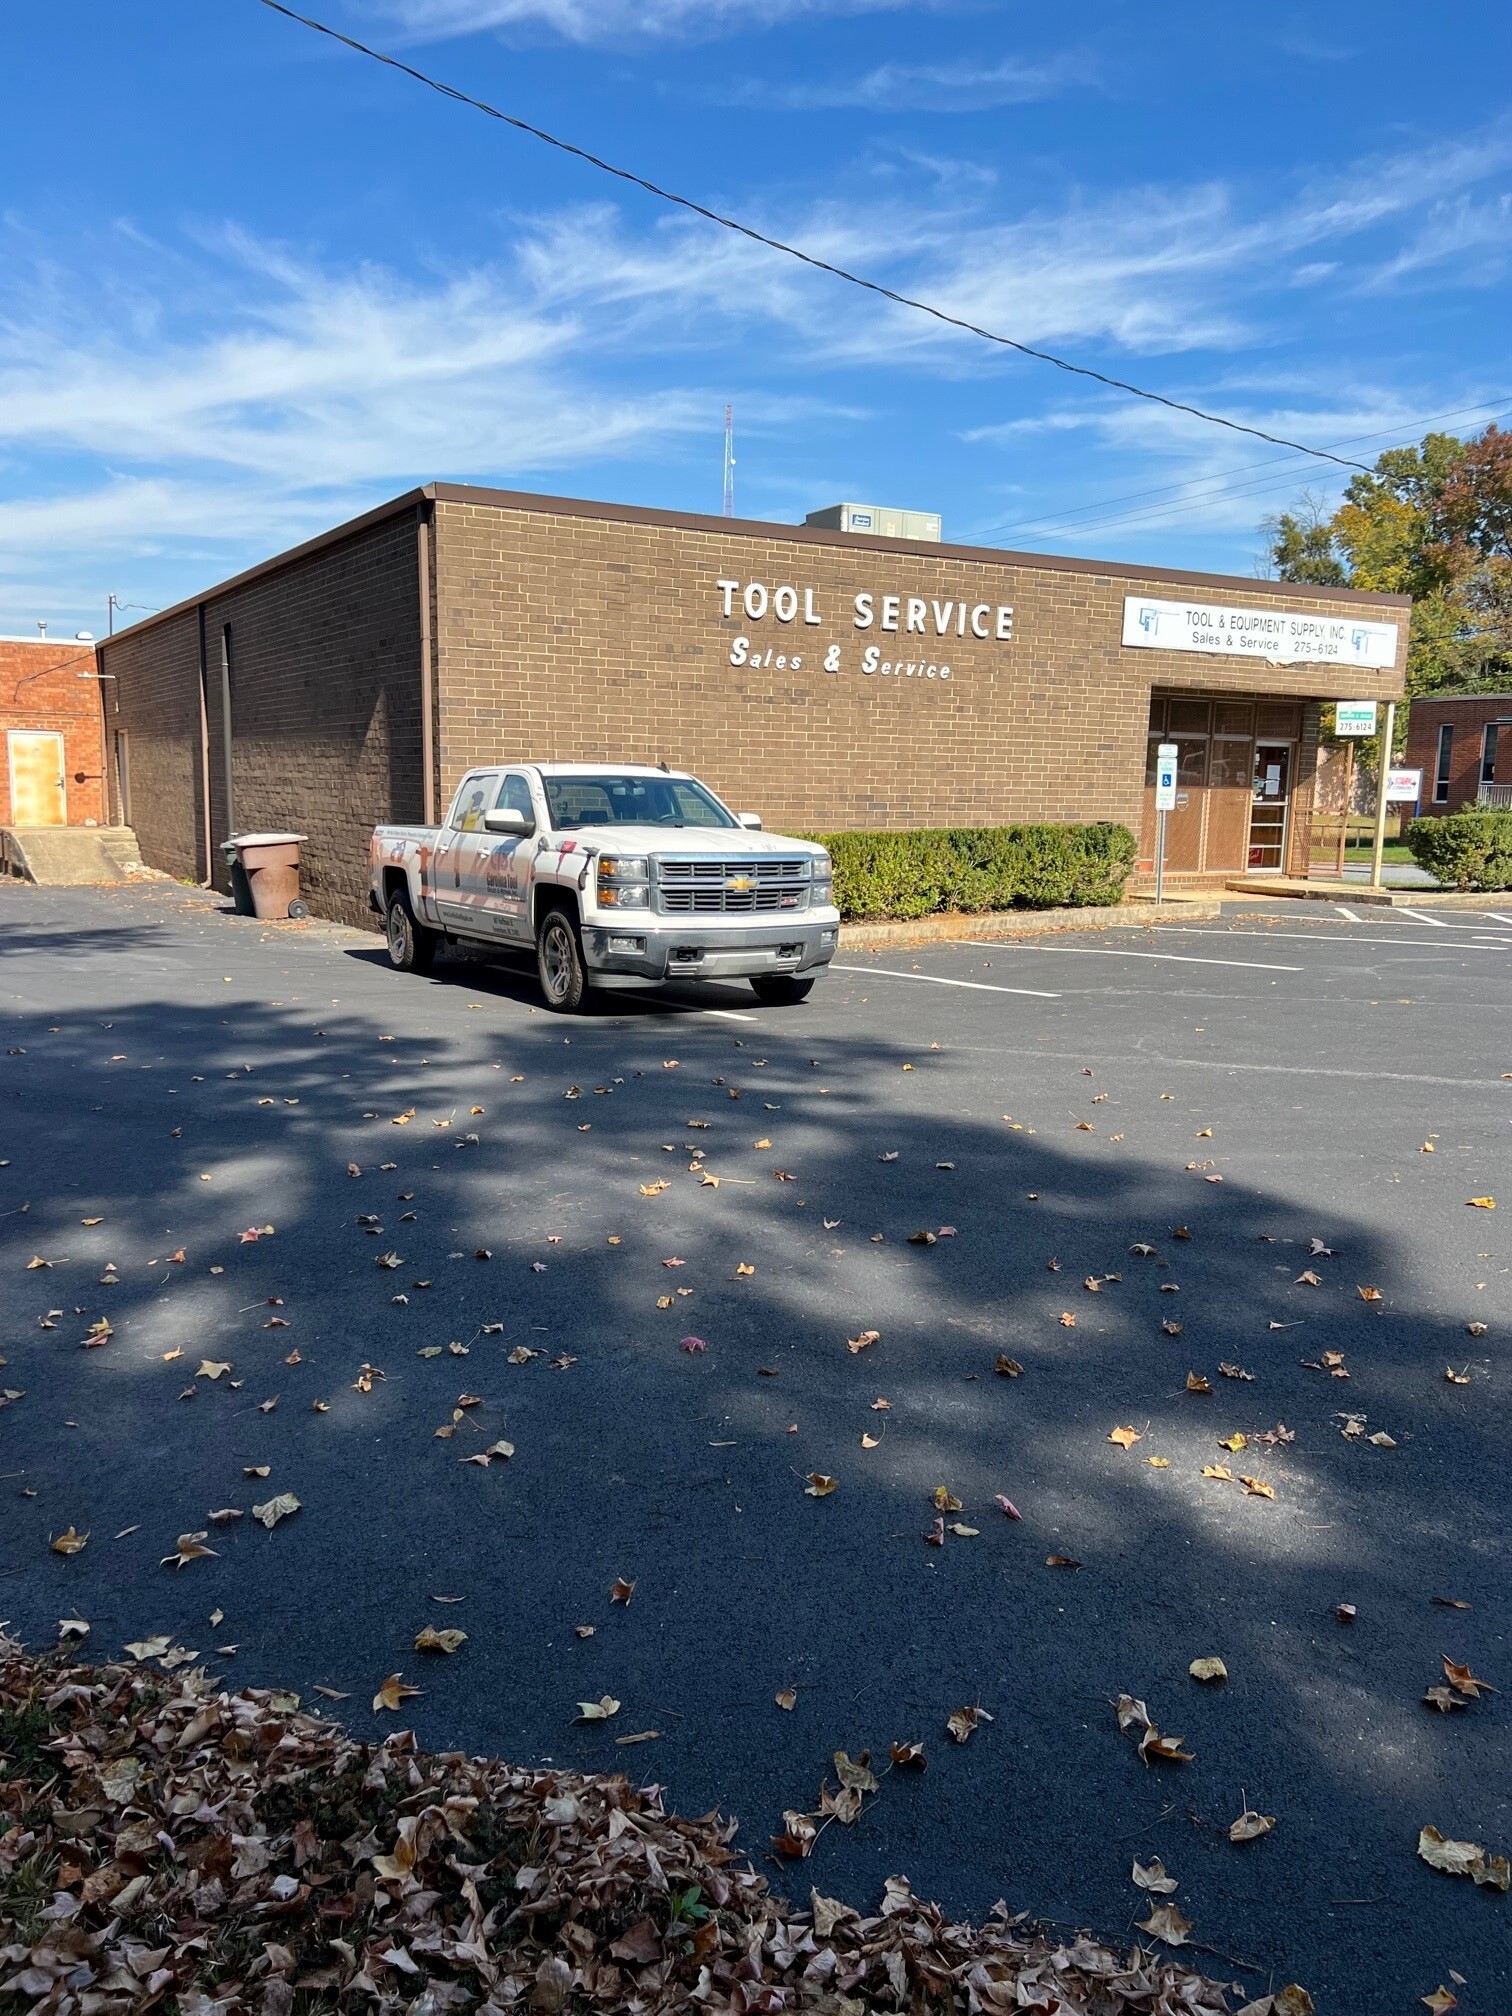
[1405,810,1512,890]
[812,823,1137,920]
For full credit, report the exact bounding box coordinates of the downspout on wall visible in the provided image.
[417,501,436,825]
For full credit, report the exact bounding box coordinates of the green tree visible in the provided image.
[1262,425,1512,698]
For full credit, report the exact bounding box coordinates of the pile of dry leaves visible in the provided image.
[0,1638,1309,2016]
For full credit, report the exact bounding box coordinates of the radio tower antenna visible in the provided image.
[722,403,736,517]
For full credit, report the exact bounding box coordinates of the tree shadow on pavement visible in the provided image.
[0,972,1506,2015]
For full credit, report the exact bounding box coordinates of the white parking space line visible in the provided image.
[965,942,1300,973]
[1396,908,1451,926]
[700,1008,758,1022]
[1483,913,1512,926]
[1334,905,1362,921]
[831,964,1060,998]
[1155,926,1512,954]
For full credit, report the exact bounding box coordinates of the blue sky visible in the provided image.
[4,0,1511,635]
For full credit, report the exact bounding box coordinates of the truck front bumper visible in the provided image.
[580,919,839,988]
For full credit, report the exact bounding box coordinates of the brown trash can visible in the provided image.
[222,833,309,921]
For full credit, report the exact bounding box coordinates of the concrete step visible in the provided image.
[0,825,147,886]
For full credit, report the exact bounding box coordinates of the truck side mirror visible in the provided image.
[484,807,533,835]
[736,812,763,830]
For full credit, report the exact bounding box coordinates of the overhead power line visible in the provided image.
[251,0,1377,475]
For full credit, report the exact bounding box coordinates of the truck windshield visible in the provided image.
[541,774,737,830]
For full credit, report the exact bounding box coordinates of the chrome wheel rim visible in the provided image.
[542,919,573,1000]
[387,907,407,964]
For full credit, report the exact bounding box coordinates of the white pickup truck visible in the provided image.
[369,763,839,1012]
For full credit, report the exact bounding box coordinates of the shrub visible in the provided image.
[1405,810,1512,890]
[815,822,1136,920]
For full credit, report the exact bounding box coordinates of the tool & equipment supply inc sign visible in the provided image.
[1122,596,1399,669]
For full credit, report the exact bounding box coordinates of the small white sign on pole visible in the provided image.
[1155,742,1179,812]
[1385,767,1422,803]
[1335,701,1379,737]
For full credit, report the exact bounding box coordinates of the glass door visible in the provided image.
[1248,744,1292,871]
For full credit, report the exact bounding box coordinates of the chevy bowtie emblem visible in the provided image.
[726,875,754,892]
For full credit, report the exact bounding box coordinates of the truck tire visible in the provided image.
[750,975,815,1005]
[537,906,590,1012]
[386,890,438,975]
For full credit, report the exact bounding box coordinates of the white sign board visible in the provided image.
[1335,701,1379,736]
[1123,596,1398,669]
[1154,742,1179,812]
[1385,767,1422,803]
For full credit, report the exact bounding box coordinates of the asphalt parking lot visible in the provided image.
[2,881,1509,2013]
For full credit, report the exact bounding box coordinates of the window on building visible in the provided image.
[1482,724,1499,786]
[1434,724,1454,803]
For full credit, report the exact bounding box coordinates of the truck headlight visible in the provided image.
[812,879,834,907]
[811,852,833,880]
[598,856,649,909]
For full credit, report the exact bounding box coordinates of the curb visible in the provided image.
[838,897,1221,951]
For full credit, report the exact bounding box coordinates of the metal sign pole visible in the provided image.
[1369,700,1398,891]
[1153,741,1177,906]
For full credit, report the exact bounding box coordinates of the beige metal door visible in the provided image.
[8,731,66,826]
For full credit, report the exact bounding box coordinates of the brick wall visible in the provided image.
[1403,694,1512,813]
[105,512,426,927]
[0,638,109,828]
[102,611,204,880]
[429,496,1405,851]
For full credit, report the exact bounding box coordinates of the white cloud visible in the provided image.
[357,0,917,44]
[743,52,1094,111]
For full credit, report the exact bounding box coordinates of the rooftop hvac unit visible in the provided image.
[805,502,942,542]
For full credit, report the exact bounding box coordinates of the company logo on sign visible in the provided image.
[1137,606,1161,636]
[726,875,754,893]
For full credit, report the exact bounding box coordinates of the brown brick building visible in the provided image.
[1402,692,1512,814]
[98,485,1409,928]
[1,635,109,830]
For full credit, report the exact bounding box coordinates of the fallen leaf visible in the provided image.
[50,1527,88,1556]
[680,1335,707,1354]
[160,1532,218,1569]
[574,1625,595,1639]
[994,1354,1024,1377]
[949,1522,980,1538]
[610,1577,636,1604]
[1368,1431,1398,1449]
[1296,1269,1322,1288]
[373,1673,422,1712]
[1442,1655,1496,1699]
[1219,1362,1254,1381]
[994,1495,1022,1519]
[575,1695,621,1721]
[890,1739,926,1769]
[1336,1602,1357,1623]
[251,1492,301,1529]
[805,1473,838,1498]
[1136,1902,1193,1945]
[1358,1285,1383,1303]
[1228,1810,1277,1844]
[1161,1320,1183,1336]
[1045,1554,1082,1569]
[932,1485,963,1512]
[614,1730,660,1746]
[1218,1432,1248,1452]
[1424,1687,1468,1714]
[1421,1990,1458,2015]
[1203,1464,1234,1481]
[908,1229,938,1246]
[1446,1366,1471,1384]
[1189,1657,1228,1683]
[847,1330,880,1354]
[1059,1311,1077,1328]
[414,1626,467,1654]
[1146,1455,1171,1469]
[1131,1857,1178,1894]
[1185,1373,1212,1394]
[1418,1825,1511,1889]
[1239,1475,1277,1499]
[946,1704,991,1743]
[1108,1426,1142,1449]
[1467,1197,1496,1210]
[775,1689,797,1711]
[1467,1321,1488,1337]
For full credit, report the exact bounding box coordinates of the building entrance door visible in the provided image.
[8,731,66,825]
[1248,743,1292,871]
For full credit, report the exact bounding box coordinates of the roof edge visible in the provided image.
[98,489,432,650]
[428,481,1412,608]
[97,479,1412,654]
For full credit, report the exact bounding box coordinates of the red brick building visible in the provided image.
[1402,693,1512,813]
[98,485,1410,927]
[0,636,109,830]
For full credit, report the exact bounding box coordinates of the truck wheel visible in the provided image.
[386,891,437,975]
[750,975,815,1005]
[537,907,589,1012]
